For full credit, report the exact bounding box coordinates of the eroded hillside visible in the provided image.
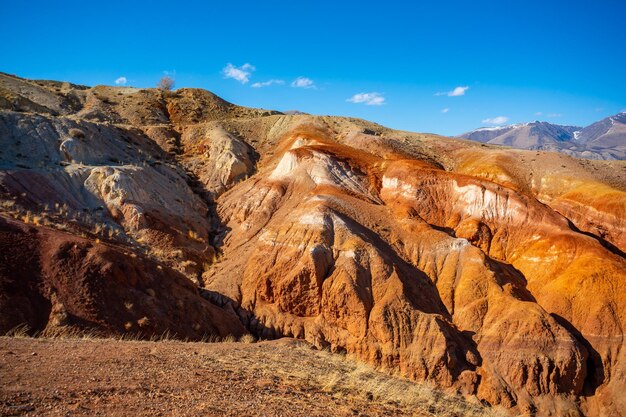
[1,72,625,417]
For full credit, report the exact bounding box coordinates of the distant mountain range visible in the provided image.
[459,112,626,159]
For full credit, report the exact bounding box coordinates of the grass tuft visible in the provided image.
[4,323,31,337]
[239,334,256,344]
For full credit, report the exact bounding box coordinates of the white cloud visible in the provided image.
[449,86,469,96]
[251,79,285,88]
[346,92,386,106]
[291,77,315,89]
[115,76,127,86]
[222,63,255,84]
[482,116,509,125]
[535,111,543,116]
[441,108,449,113]
[435,86,469,97]
[547,113,562,118]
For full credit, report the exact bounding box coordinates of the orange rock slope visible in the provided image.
[1,73,626,416]
[206,127,626,416]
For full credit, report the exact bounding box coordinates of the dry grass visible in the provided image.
[0,198,132,249]
[239,333,256,344]
[257,346,512,417]
[220,334,236,343]
[187,229,203,242]
[1,197,210,276]
[3,324,249,345]
[180,259,197,269]
[3,323,31,338]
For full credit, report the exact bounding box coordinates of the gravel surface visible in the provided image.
[0,337,453,417]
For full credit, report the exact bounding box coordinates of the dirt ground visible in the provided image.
[0,336,496,417]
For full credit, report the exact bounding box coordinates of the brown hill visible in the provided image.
[1,72,626,416]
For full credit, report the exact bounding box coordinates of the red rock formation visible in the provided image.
[2,73,626,416]
[0,216,245,339]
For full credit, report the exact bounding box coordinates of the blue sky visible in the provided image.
[2,0,625,135]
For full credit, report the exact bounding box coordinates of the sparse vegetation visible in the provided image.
[4,323,31,337]
[3,325,251,345]
[239,333,256,344]
[157,76,175,91]
[0,197,126,245]
[180,259,197,269]
[187,229,202,241]
[137,317,150,328]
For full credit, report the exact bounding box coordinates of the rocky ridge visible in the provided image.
[459,116,626,160]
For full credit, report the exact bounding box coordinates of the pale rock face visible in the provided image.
[269,147,381,203]
[0,110,216,280]
[181,126,256,197]
[268,150,299,180]
[84,165,207,227]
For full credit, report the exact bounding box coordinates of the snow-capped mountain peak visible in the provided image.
[458,113,626,160]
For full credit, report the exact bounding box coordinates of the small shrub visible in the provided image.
[1,200,16,210]
[93,223,104,235]
[4,323,31,337]
[188,229,202,241]
[239,334,256,344]
[180,260,197,269]
[157,76,175,91]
